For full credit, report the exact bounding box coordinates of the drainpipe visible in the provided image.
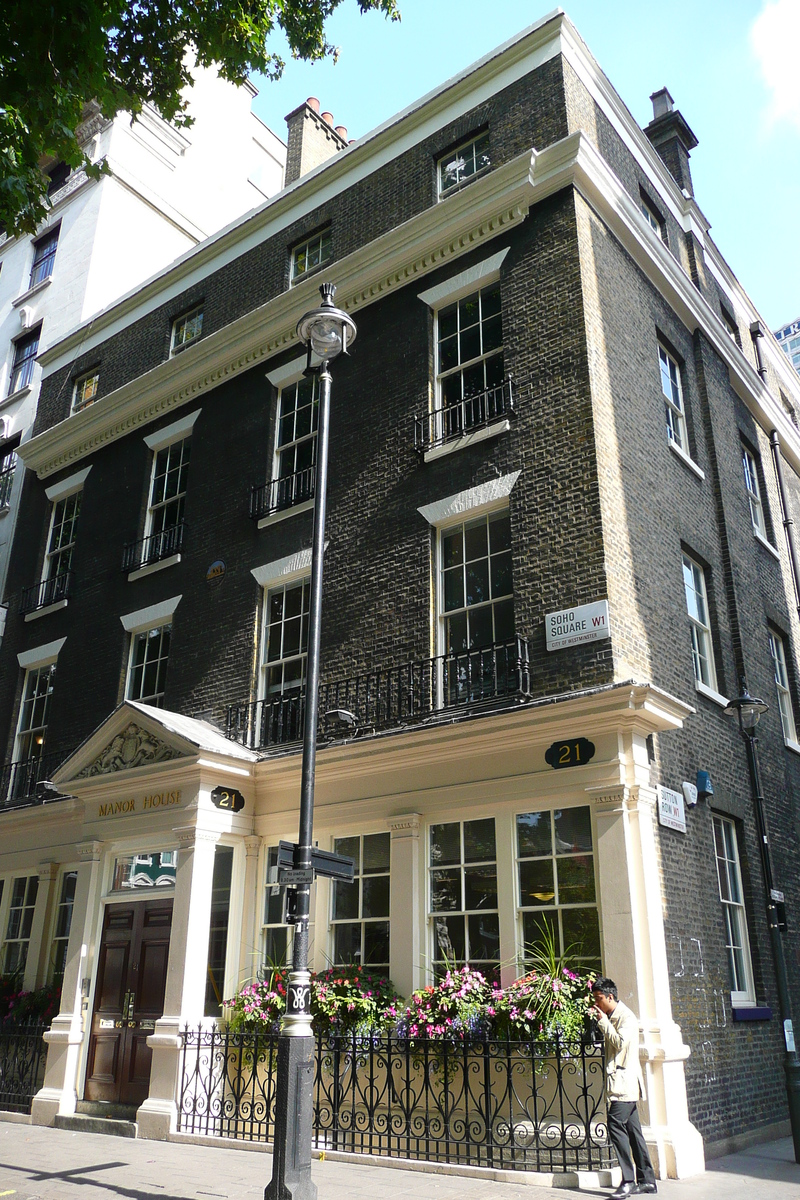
[770,430,800,620]
[751,320,768,381]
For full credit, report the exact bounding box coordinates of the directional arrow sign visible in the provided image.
[277,840,355,882]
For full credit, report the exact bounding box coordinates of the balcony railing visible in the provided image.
[122,521,185,572]
[250,466,316,522]
[20,571,72,616]
[414,378,515,454]
[227,636,530,751]
[0,752,62,810]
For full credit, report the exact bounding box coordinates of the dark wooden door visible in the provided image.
[85,898,173,1106]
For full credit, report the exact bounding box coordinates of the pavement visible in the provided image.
[0,1122,797,1200]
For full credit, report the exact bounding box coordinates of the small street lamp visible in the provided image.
[723,681,800,1162]
[265,284,356,1200]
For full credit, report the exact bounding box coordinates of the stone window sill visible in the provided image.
[669,439,705,480]
[128,554,181,582]
[695,680,728,708]
[257,499,314,530]
[423,419,510,463]
[784,738,800,756]
[12,277,52,307]
[24,598,68,622]
[1,386,32,410]
[754,530,781,561]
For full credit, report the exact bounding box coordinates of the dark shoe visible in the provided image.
[611,1186,636,1200]
[636,1186,658,1195]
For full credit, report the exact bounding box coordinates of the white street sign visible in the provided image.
[658,786,687,834]
[545,600,610,651]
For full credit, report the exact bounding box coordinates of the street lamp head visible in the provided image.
[723,680,769,733]
[296,282,357,364]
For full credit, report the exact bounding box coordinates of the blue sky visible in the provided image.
[250,1,800,330]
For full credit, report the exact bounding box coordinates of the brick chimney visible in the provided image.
[644,88,699,197]
[284,97,348,185]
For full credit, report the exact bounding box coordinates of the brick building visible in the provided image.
[0,10,799,1175]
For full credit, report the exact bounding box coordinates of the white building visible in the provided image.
[0,67,286,626]
[775,318,800,375]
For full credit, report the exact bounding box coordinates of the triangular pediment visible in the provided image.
[75,721,183,777]
[52,700,258,786]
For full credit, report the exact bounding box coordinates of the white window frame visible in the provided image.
[659,344,687,453]
[2,875,39,976]
[170,305,204,355]
[260,575,311,703]
[30,226,59,288]
[11,639,65,787]
[330,832,391,975]
[434,280,505,438]
[428,816,500,978]
[681,552,718,694]
[271,372,318,515]
[49,867,78,984]
[741,446,765,538]
[42,490,82,588]
[435,505,515,709]
[514,805,601,969]
[640,195,665,241]
[437,131,491,199]
[0,441,19,509]
[8,327,41,396]
[72,370,99,413]
[768,628,798,744]
[290,229,331,285]
[121,595,182,709]
[712,815,756,1006]
[139,412,200,566]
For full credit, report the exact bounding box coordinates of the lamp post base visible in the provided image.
[265,1034,317,1200]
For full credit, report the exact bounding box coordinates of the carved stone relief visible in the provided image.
[75,722,183,777]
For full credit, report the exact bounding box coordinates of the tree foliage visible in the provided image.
[0,0,400,236]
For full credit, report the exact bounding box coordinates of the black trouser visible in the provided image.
[607,1100,656,1185]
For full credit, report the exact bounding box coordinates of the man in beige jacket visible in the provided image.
[590,977,657,1198]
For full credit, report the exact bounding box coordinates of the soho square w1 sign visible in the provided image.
[546,600,610,651]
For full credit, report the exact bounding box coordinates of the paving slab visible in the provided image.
[0,1123,797,1200]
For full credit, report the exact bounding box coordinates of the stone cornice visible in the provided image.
[22,148,535,478]
[23,125,800,483]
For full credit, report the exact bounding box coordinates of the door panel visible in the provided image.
[85,898,173,1106]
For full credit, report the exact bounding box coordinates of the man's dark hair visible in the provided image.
[592,977,618,1000]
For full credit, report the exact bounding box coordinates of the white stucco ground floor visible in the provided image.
[3,683,707,1177]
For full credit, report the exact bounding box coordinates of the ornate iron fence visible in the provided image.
[177,1027,611,1172]
[0,1020,48,1113]
[227,636,531,751]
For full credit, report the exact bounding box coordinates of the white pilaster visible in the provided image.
[25,861,59,990]
[31,840,104,1126]
[238,835,262,988]
[136,822,220,1140]
[388,813,422,998]
[591,785,705,1179]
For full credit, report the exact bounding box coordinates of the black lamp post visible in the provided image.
[723,681,800,1162]
[266,283,356,1200]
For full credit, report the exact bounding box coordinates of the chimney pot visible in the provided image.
[650,88,674,120]
[321,112,334,127]
[307,97,320,112]
[335,126,348,141]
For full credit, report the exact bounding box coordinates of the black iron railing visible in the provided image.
[227,636,530,750]
[122,521,185,572]
[0,1020,48,1113]
[20,571,72,615]
[250,466,316,522]
[177,1028,611,1172]
[0,752,62,809]
[414,379,515,454]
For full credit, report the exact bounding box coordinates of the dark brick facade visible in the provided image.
[2,29,799,1154]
